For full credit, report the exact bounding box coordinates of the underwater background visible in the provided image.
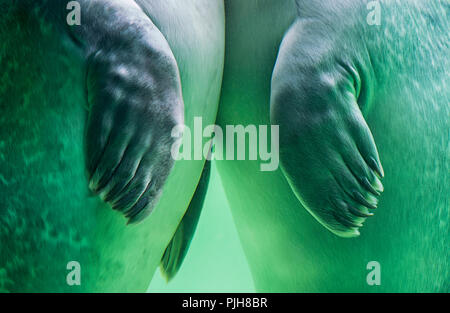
[148,163,255,292]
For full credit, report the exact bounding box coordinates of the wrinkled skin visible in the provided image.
[0,0,224,291]
[1,0,448,293]
[78,1,185,224]
[217,0,448,292]
[271,1,387,237]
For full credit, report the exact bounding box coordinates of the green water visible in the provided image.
[0,0,448,293]
[148,164,255,292]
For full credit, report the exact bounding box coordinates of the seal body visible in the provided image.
[0,0,224,292]
[217,0,448,292]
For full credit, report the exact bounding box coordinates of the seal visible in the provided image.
[0,0,224,291]
[217,0,449,291]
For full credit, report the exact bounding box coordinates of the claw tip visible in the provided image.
[370,156,384,179]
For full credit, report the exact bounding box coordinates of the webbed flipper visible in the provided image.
[271,19,384,238]
[160,159,211,281]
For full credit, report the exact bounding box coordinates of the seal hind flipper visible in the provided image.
[160,159,211,281]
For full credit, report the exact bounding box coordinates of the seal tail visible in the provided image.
[160,158,211,281]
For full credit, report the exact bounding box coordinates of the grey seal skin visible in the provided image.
[72,0,185,223]
[272,0,386,237]
[0,0,224,291]
[272,0,448,237]
[217,0,448,291]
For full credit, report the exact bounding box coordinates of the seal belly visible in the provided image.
[0,1,224,292]
[216,0,304,291]
[283,4,450,292]
[217,0,448,292]
[0,8,96,292]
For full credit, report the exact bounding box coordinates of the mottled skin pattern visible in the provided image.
[217,0,448,291]
[0,0,224,291]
